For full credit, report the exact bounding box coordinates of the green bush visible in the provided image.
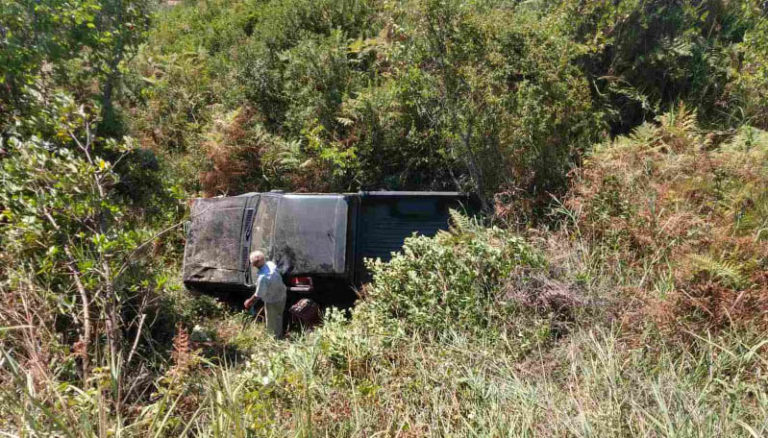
[566,0,768,131]
[0,94,186,434]
[362,212,548,335]
[133,0,608,204]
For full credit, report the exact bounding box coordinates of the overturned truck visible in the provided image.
[182,191,474,308]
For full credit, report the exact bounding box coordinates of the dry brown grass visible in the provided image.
[200,106,264,196]
[565,106,768,336]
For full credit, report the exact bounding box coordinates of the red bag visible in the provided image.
[289,298,321,327]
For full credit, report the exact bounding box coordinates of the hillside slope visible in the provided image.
[2,0,768,435]
[11,111,761,436]
[128,110,766,436]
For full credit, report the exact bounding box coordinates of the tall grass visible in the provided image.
[189,325,768,437]
[4,306,766,437]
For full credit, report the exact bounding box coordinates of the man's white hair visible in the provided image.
[249,250,266,264]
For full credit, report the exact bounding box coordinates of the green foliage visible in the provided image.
[567,0,768,132]
[132,0,768,212]
[1,96,134,290]
[4,0,768,435]
[1,0,153,134]
[0,95,187,434]
[17,308,764,436]
[363,212,547,335]
[133,0,607,204]
[689,254,747,289]
[0,0,100,119]
[0,0,169,218]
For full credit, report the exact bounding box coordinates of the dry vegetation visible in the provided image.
[567,107,768,337]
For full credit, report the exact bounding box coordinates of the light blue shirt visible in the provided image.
[253,261,287,304]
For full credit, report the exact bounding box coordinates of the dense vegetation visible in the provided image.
[1,0,767,435]
[132,0,768,210]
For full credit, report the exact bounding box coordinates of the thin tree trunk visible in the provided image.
[101,77,114,123]
[461,118,490,213]
[43,210,93,384]
[65,246,92,384]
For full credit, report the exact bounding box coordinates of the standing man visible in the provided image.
[244,250,287,339]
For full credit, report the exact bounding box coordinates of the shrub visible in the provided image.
[132,0,768,215]
[361,212,550,338]
[134,0,608,206]
[567,0,768,132]
[0,95,185,434]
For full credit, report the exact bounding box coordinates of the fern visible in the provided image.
[628,122,659,146]
[448,209,472,234]
[276,140,303,170]
[659,103,698,135]
[688,254,746,289]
